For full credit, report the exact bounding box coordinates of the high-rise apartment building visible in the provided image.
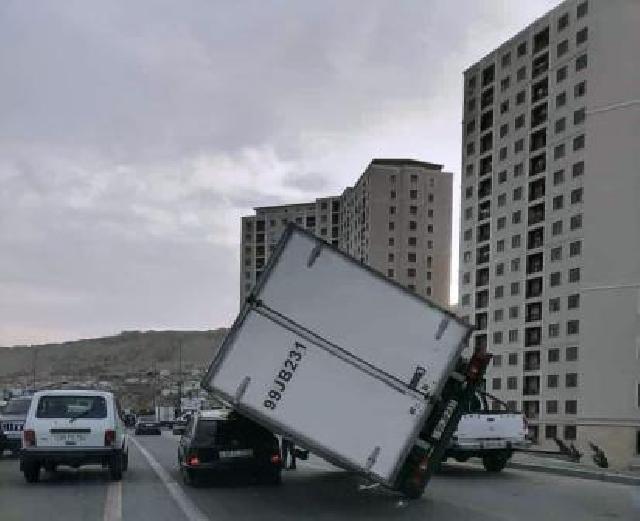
[241,158,453,308]
[458,0,639,467]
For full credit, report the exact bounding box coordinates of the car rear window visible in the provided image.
[194,416,272,446]
[4,399,31,415]
[36,395,107,419]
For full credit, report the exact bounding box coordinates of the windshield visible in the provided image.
[36,395,107,419]
[4,399,31,415]
[194,416,271,446]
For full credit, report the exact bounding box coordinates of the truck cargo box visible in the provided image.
[203,225,479,495]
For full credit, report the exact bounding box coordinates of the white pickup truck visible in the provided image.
[445,392,530,472]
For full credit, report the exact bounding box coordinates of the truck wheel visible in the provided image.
[23,462,40,483]
[109,455,123,480]
[398,478,426,499]
[482,452,509,472]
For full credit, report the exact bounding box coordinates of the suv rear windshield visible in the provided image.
[36,395,107,419]
[194,416,272,446]
[4,399,31,415]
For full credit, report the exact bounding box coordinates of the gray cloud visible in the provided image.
[0,0,559,345]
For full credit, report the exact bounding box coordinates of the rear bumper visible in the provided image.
[182,458,279,474]
[448,439,530,452]
[20,447,122,467]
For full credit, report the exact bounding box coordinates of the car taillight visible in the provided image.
[23,429,36,447]
[187,455,200,466]
[270,454,281,465]
[104,429,116,447]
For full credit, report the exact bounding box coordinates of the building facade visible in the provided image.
[241,158,453,308]
[458,0,639,467]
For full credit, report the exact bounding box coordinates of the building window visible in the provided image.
[407,268,416,278]
[566,373,578,388]
[575,81,587,99]
[577,1,588,19]
[566,346,578,361]
[387,269,394,278]
[553,195,564,210]
[511,235,521,249]
[571,188,583,204]
[515,114,525,129]
[546,401,558,414]
[509,329,519,342]
[548,374,559,388]
[511,281,520,296]
[509,353,518,366]
[569,241,582,257]
[573,161,585,177]
[517,41,527,57]
[546,425,558,439]
[500,123,509,138]
[407,252,416,263]
[409,220,417,231]
[558,12,569,31]
[409,189,418,199]
[551,246,562,261]
[553,169,565,185]
[494,331,503,344]
[570,214,583,230]
[516,90,526,105]
[573,134,585,151]
[549,323,560,338]
[388,222,395,231]
[564,425,577,440]
[389,206,396,215]
[514,162,524,177]
[509,306,519,319]
[549,297,560,313]
[567,320,580,335]
[565,400,577,415]
[511,258,520,272]
[576,54,588,72]
[557,39,569,58]
[500,76,510,92]
[497,240,505,252]
[517,66,526,82]
[512,210,522,224]
[500,100,510,114]
[556,91,567,108]
[388,253,395,262]
[498,170,508,184]
[553,220,563,236]
[557,65,568,83]
[548,349,560,363]
[574,108,586,125]
[498,193,507,207]
[513,186,523,201]
[554,144,566,160]
[514,139,524,153]
[555,117,566,134]
[410,205,418,215]
[408,237,417,246]
[492,378,502,391]
[550,272,561,287]
[495,285,504,298]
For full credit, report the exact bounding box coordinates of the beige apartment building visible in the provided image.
[241,158,453,308]
[458,0,639,467]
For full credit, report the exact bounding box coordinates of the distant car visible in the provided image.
[178,409,281,486]
[20,389,128,482]
[135,416,162,435]
[0,397,32,456]
[172,418,188,436]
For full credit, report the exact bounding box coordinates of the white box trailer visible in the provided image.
[203,225,489,497]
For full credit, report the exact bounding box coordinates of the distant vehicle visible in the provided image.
[20,389,128,482]
[0,397,32,456]
[155,406,175,427]
[177,409,281,486]
[202,225,488,498]
[124,413,136,428]
[135,416,161,435]
[445,392,530,472]
[172,417,188,436]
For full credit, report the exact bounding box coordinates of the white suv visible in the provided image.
[20,389,128,483]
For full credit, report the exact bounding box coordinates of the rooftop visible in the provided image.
[369,158,443,170]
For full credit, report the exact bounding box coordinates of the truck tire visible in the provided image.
[23,462,40,483]
[482,452,509,472]
[109,454,123,480]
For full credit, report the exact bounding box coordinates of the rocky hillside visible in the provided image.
[0,329,228,383]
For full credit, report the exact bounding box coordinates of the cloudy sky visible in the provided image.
[0,0,560,346]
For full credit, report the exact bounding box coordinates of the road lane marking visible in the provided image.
[103,480,122,521]
[129,436,209,521]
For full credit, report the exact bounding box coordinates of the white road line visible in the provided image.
[129,436,210,521]
[103,480,122,521]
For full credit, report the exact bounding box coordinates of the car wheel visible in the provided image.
[23,462,40,483]
[482,452,509,473]
[109,454,123,480]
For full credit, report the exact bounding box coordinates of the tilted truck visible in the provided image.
[202,225,490,498]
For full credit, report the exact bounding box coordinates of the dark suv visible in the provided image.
[0,397,32,456]
[178,409,281,486]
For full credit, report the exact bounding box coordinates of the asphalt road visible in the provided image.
[0,432,638,520]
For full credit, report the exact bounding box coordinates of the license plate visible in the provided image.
[54,433,87,443]
[219,449,253,458]
[483,440,506,449]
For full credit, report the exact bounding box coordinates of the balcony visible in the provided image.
[529,153,546,176]
[526,252,544,275]
[525,326,542,347]
[477,223,491,243]
[526,277,543,298]
[524,351,541,371]
[476,245,490,265]
[531,78,548,104]
[531,103,548,127]
[528,179,546,202]
[532,53,549,79]
[480,110,494,131]
[478,178,492,199]
[480,132,493,154]
[525,302,542,322]
[480,155,493,176]
[478,200,491,221]
[481,87,494,109]
[527,227,544,250]
[476,267,490,287]
[528,202,545,226]
[530,128,547,152]
[523,376,541,396]
[533,27,549,54]
[474,334,487,351]
[476,289,489,309]
[523,400,540,419]
[475,312,488,330]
